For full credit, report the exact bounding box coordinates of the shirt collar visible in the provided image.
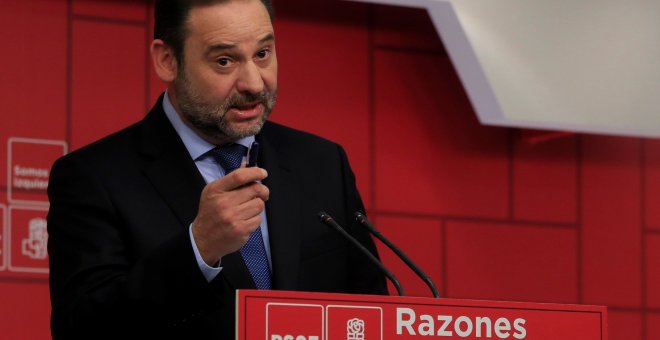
[162,91,255,161]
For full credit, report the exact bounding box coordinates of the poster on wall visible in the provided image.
[7,137,68,205]
[7,205,49,275]
[1,137,67,278]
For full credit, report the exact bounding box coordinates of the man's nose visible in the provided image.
[236,61,265,94]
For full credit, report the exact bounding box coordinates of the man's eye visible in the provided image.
[217,58,231,66]
[256,49,269,59]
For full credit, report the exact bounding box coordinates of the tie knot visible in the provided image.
[211,144,247,174]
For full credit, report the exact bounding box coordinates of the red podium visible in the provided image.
[237,290,607,340]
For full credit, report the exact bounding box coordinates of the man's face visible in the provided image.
[172,0,278,143]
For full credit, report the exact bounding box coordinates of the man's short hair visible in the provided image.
[154,0,275,64]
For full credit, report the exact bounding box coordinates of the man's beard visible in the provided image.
[174,68,277,143]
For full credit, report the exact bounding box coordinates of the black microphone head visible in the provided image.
[354,212,367,224]
[317,211,331,222]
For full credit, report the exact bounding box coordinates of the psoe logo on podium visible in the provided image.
[326,305,382,340]
[7,137,68,205]
[0,204,6,272]
[266,303,324,340]
[7,205,49,275]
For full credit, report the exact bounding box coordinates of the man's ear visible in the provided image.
[150,39,178,82]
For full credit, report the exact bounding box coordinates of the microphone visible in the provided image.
[355,212,441,298]
[317,211,405,296]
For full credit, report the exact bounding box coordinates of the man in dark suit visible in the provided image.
[47,0,386,339]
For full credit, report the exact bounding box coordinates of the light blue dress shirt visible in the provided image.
[162,92,272,282]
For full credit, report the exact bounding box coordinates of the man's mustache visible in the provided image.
[225,92,274,109]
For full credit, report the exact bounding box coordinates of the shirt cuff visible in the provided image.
[189,224,222,282]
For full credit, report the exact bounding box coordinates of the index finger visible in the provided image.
[209,167,268,192]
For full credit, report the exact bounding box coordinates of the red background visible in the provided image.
[1,0,658,338]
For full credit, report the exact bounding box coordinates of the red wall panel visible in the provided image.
[608,311,642,340]
[645,139,660,230]
[371,215,443,297]
[646,235,660,308]
[1,205,4,271]
[647,313,660,340]
[73,0,148,21]
[71,20,147,150]
[0,281,50,339]
[445,221,578,303]
[513,134,578,223]
[373,50,510,218]
[581,136,642,307]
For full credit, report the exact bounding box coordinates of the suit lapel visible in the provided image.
[258,125,302,291]
[138,103,205,227]
[137,99,255,289]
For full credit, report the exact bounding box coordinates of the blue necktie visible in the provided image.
[212,144,272,290]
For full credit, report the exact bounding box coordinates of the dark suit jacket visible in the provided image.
[47,97,387,339]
